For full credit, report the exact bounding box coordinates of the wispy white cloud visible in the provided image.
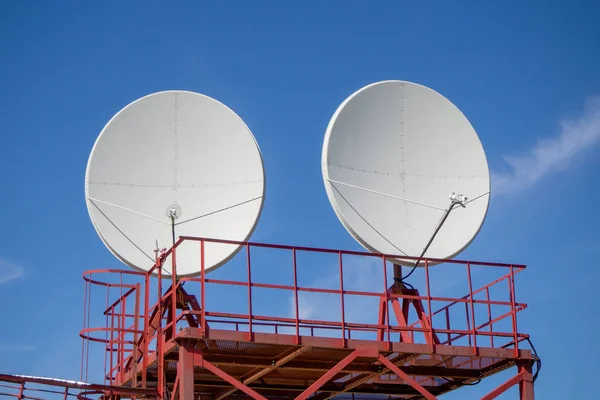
[493,97,600,195]
[0,258,25,284]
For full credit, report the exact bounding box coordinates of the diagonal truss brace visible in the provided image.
[295,348,378,400]
[213,346,311,400]
[377,355,438,400]
[192,352,268,400]
[480,362,535,400]
[314,353,420,400]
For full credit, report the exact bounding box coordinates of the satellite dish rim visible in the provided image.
[85,90,266,277]
[321,80,490,266]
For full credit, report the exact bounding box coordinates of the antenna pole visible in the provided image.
[171,216,176,247]
[402,194,467,283]
[167,207,181,285]
[393,264,403,290]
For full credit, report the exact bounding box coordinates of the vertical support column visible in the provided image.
[179,341,195,400]
[518,362,535,400]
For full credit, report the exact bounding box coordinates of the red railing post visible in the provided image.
[104,285,109,385]
[109,306,115,384]
[425,259,434,352]
[339,251,346,347]
[142,271,149,388]
[80,275,88,383]
[510,264,519,357]
[201,239,206,336]
[119,296,127,383]
[117,273,124,384]
[382,256,390,349]
[85,277,92,382]
[486,287,493,347]
[466,262,477,355]
[445,308,451,345]
[292,248,300,344]
[465,301,471,346]
[246,243,253,341]
[157,255,164,399]
[171,243,177,339]
[133,282,140,388]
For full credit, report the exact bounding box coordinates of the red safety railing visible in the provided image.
[0,380,76,399]
[80,236,529,391]
[0,373,158,400]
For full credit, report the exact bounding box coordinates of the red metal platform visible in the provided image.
[1,236,537,399]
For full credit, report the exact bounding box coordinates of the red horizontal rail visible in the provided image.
[191,277,526,309]
[177,236,527,268]
[0,374,157,397]
[104,287,137,315]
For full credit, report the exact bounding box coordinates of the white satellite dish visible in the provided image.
[322,80,490,265]
[85,91,265,276]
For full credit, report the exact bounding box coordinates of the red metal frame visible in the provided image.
[3,236,536,399]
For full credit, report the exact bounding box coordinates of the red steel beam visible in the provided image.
[480,371,524,400]
[295,349,374,400]
[213,346,311,400]
[377,355,438,400]
[319,353,420,400]
[171,374,179,400]
[198,356,267,400]
[195,355,268,400]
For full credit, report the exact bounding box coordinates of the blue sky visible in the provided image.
[1,1,600,398]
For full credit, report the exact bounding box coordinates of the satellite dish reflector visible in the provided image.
[322,81,490,265]
[86,91,265,276]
